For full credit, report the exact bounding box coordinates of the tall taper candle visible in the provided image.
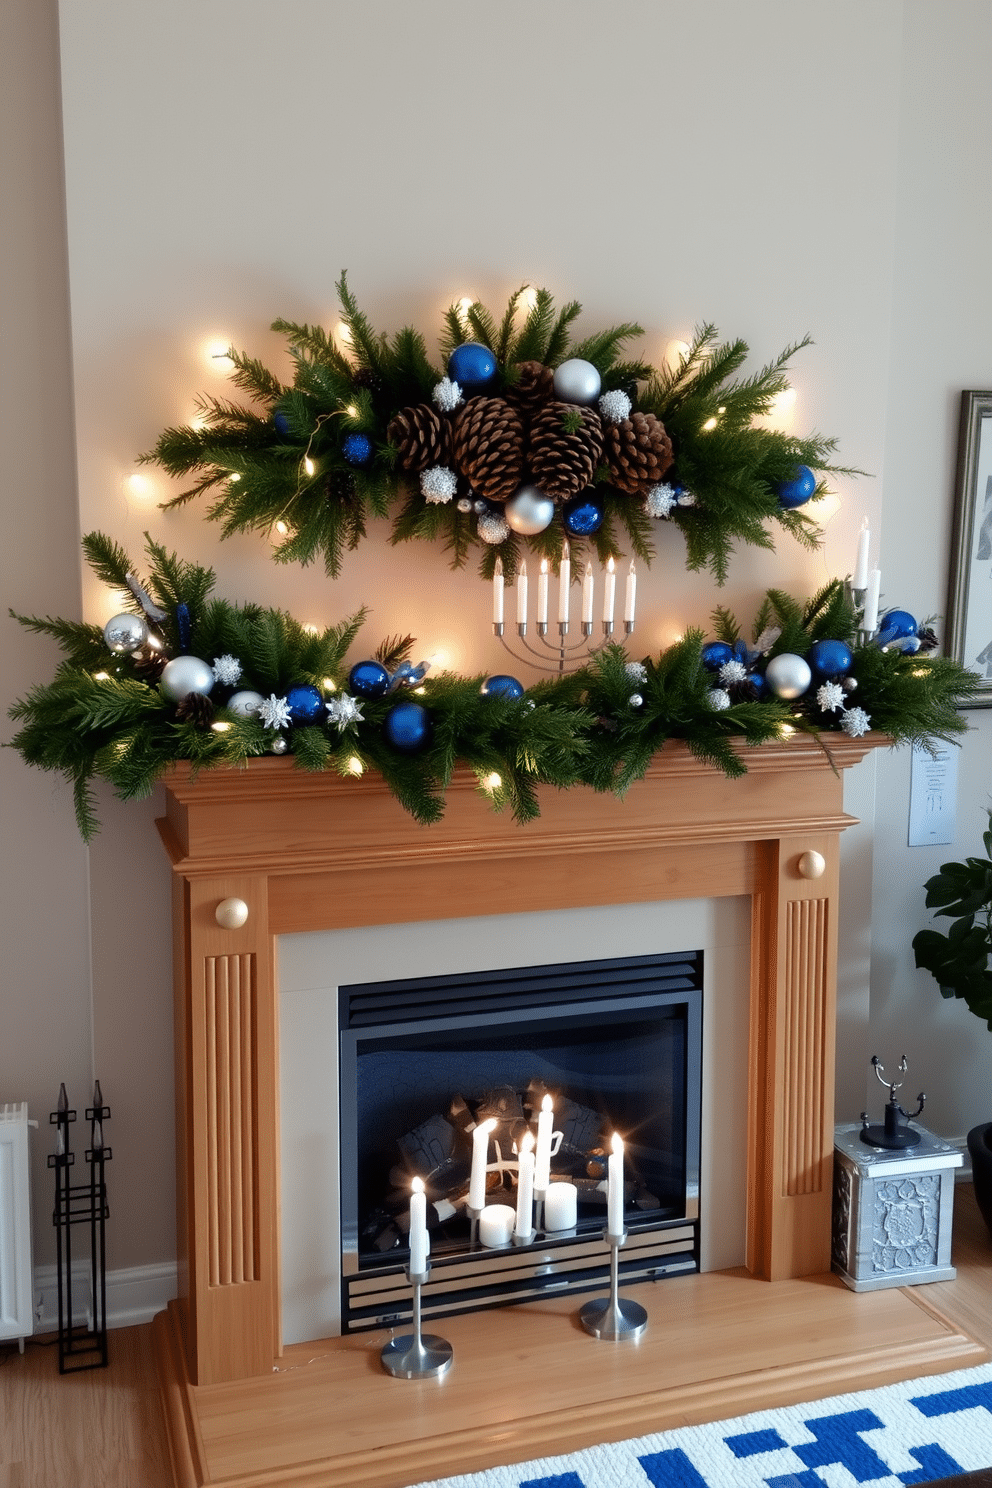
[624,558,636,624]
[582,561,595,625]
[602,557,616,625]
[514,1132,535,1238]
[517,559,529,626]
[853,518,870,591]
[493,557,504,626]
[558,541,571,625]
[409,1176,429,1274]
[607,1132,625,1237]
[863,568,881,632]
[534,1094,554,1192]
[469,1117,497,1210]
[537,560,549,626]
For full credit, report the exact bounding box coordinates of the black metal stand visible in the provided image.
[48,1082,111,1373]
[859,1055,926,1150]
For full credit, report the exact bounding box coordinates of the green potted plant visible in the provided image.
[912,808,992,1239]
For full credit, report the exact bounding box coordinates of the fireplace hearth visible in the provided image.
[338,951,703,1329]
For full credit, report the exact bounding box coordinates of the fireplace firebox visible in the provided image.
[338,951,702,1330]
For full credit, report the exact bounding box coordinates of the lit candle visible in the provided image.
[607,1132,625,1238]
[853,518,870,591]
[624,558,637,625]
[582,561,595,626]
[517,559,529,626]
[863,568,881,633]
[543,1181,577,1231]
[493,557,504,627]
[478,1203,516,1248]
[409,1176,429,1274]
[514,1132,535,1238]
[534,1094,554,1193]
[469,1117,497,1210]
[558,541,571,625]
[537,559,549,625]
[602,557,616,626]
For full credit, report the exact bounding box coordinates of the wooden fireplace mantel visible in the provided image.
[157,734,881,1391]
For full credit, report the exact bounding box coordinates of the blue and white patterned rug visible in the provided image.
[406,1361,992,1488]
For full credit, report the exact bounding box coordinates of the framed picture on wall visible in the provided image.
[947,390,992,706]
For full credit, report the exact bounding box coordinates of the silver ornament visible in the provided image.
[842,676,858,693]
[504,483,555,535]
[160,655,215,702]
[103,612,149,654]
[478,511,511,545]
[764,652,812,700]
[552,358,602,405]
[629,693,644,709]
[270,735,289,754]
[226,689,265,717]
[457,497,473,513]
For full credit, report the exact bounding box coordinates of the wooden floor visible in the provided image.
[3,1187,990,1488]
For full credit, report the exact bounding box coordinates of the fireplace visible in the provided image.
[337,951,703,1330]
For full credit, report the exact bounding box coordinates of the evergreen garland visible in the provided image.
[140,277,860,582]
[6,535,979,842]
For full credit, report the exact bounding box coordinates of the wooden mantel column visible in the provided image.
[158,735,878,1386]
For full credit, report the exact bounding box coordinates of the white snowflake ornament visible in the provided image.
[212,654,242,687]
[840,706,871,738]
[625,661,648,685]
[676,489,697,507]
[478,511,510,545]
[645,483,677,519]
[432,377,464,414]
[326,693,365,729]
[421,465,458,504]
[719,659,748,686]
[706,688,731,711]
[817,681,845,713]
[258,693,292,730]
[598,389,632,424]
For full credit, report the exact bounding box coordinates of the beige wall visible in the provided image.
[1,0,987,1276]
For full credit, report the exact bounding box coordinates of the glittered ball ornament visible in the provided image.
[481,674,524,700]
[342,432,373,467]
[348,660,391,698]
[504,484,555,536]
[447,342,497,393]
[160,656,215,702]
[562,492,604,536]
[808,639,853,678]
[876,609,919,647]
[384,700,431,753]
[701,641,734,671]
[774,465,817,509]
[270,735,289,755]
[226,690,265,718]
[103,612,149,654]
[552,358,602,406]
[285,684,324,724]
[273,410,292,438]
[764,653,812,699]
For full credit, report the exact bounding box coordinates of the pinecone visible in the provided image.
[387,404,451,474]
[132,651,168,685]
[325,467,357,504]
[175,692,215,729]
[352,366,385,399]
[504,360,554,414]
[603,411,674,495]
[451,397,525,501]
[528,402,605,501]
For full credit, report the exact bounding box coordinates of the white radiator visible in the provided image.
[0,1103,34,1347]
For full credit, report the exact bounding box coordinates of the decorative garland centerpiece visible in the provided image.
[142,276,859,581]
[7,533,978,840]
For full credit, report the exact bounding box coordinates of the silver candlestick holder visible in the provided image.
[380,1263,453,1379]
[578,1229,648,1341]
[495,617,633,676]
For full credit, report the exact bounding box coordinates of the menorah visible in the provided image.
[492,544,636,674]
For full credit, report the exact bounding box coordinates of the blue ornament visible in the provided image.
[775,465,817,508]
[701,641,734,671]
[481,674,524,700]
[447,342,497,392]
[342,432,373,466]
[349,660,390,698]
[384,700,431,753]
[273,410,292,438]
[876,609,919,647]
[808,639,853,677]
[285,684,324,724]
[562,492,605,536]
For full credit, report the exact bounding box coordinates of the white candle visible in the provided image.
[537,559,549,625]
[493,557,504,626]
[863,568,881,632]
[478,1203,516,1248]
[624,558,637,624]
[469,1117,497,1210]
[517,559,528,625]
[558,541,571,625]
[543,1181,577,1231]
[409,1177,429,1275]
[607,1132,625,1238]
[602,557,616,625]
[853,518,870,591]
[534,1093,554,1192]
[582,561,595,625]
[514,1132,535,1238]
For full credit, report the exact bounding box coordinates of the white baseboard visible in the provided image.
[32,1260,178,1334]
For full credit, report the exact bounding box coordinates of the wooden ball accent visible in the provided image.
[797,850,826,880]
[215,897,249,929]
